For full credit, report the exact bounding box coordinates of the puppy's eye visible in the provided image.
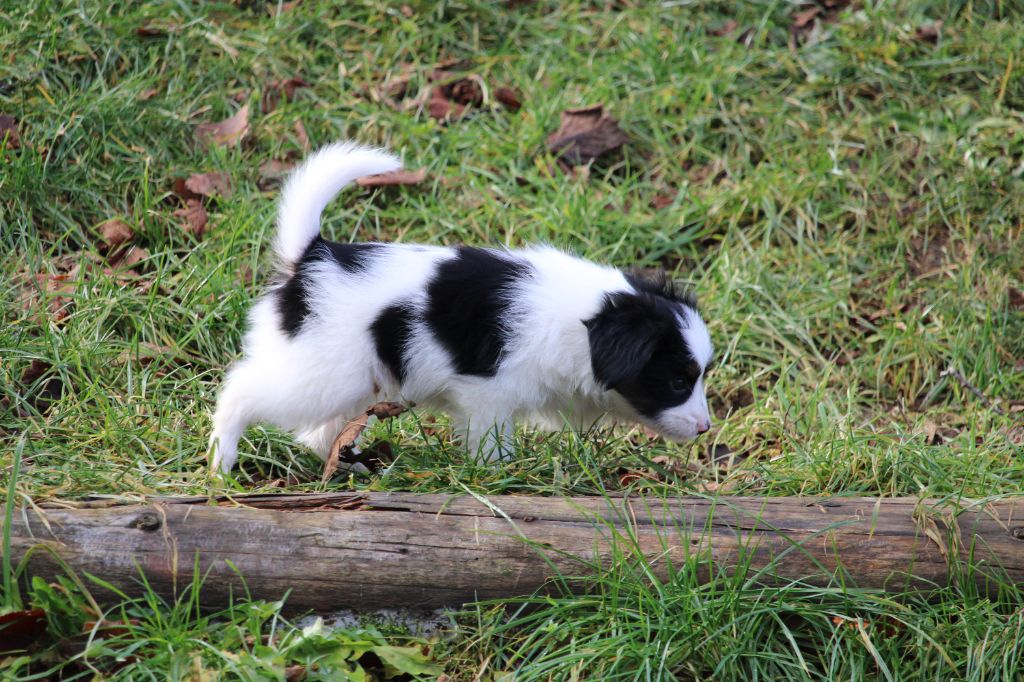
[670,378,689,392]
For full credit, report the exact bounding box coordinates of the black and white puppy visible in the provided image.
[210,142,714,473]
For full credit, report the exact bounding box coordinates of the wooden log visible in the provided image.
[4,494,1023,612]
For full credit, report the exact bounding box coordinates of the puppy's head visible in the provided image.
[584,274,714,440]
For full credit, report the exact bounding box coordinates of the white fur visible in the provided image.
[209,143,713,473]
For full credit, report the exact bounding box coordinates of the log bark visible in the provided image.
[4,493,1023,612]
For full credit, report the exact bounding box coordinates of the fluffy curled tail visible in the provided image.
[274,141,402,264]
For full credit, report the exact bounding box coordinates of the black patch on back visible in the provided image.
[276,238,383,337]
[425,247,533,377]
[585,287,701,419]
[370,302,417,383]
[321,240,383,272]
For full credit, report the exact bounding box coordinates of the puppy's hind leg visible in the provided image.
[296,414,354,462]
[209,381,252,474]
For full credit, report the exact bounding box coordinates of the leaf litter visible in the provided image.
[372,58,522,123]
[194,104,250,148]
[546,104,630,169]
[322,402,407,482]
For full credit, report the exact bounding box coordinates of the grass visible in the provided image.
[2,0,1024,678]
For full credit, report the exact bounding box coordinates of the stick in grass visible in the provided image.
[940,365,1007,417]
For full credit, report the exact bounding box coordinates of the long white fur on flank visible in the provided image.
[274,142,401,264]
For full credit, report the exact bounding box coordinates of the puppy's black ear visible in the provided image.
[584,294,667,390]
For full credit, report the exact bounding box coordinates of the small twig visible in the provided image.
[940,366,1006,416]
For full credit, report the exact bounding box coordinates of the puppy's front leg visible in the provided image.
[458,414,515,462]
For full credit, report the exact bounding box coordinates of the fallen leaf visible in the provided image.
[293,118,311,152]
[649,188,678,210]
[261,77,310,114]
[1008,287,1024,311]
[113,245,149,270]
[184,171,233,199]
[688,158,728,185]
[322,402,407,482]
[494,86,522,111]
[426,71,484,122]
[427,88,465,121]
[546,104,630,168]
[789,1,851,45]
[710,19,738,36]
[1,113,21,149]
[258,158,296,190]
[791,6,819,30]
[0,609,48,653]
[174,199,209,236]
[1006,425,1024,445]
[907,224,949,277]
[270,0,302,13]
[39,271,78,323]
[618,470,646,487]
[706,443,734,466]
[914,20,943,43]
[735,27,756,47]
[373,66,417,105]
[135,25,166,37]
[99,219,135,251]
[194,104,250,149]
[285,665,307,682]
[172,177,201,203]
[356,168,427,188]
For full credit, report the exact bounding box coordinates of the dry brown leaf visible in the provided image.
[710,19,738,36]
[1006,425,1024,445]
[185,171,233,199]
[1008,287,1024,311]
[115,245,149,270]
[495,86,523,111]
[172,177,202,203]
[914,20,943,43]
[688,158,728,185]
[18,358,63,413]
[322,402,407,482]
[293,119,311,152]
[1,113,21,150]
[356,168,427,188]
[195,104,250,148]
[270,0,302,14]
[0,609,48,651]
[258,158,296,190]
[174,199,209,236]
[427,89,464,121]
[135,24,170,37]
[907,225,949,277]
[261,77,310,114]
[426,72,484,122]
[285,665,307,682]
[791,6,820,30]
[99,219,135,251]
[546,104,629,168]
[650,188,678,210]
